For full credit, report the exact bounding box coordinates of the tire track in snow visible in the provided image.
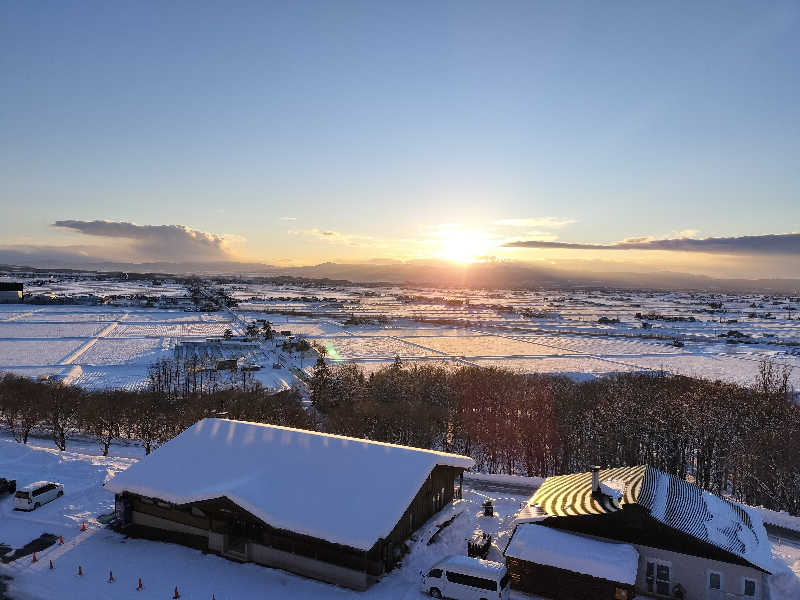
[58,314,129,366]
[2,309,45,322]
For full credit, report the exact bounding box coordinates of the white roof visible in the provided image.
[504,524,639,585]
[106,418,474,550]
[20,480,57,491]
[433,554,506,577]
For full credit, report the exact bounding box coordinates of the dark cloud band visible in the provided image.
[503,233,800,255]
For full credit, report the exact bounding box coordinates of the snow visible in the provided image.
[753,506,800,534]
[598,479,626,501]
[105,418,475,550]
[463,472,545,488]
[700,490,776,575]
[1,431,797,600]
[504,523,640,585]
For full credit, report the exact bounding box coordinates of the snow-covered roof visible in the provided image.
[504,524,639,585]
[529,465,775,573]
[433,555,506,577]
[106,418,474,550]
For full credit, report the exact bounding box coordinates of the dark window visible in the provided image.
[500,574,510,589]
[33,485,53,496]
[427,569,442,578]
[445,571,497,591]
[744,579,756,597]
[646,561,670,596]
[709,572,721,590]
[15,491,30,499]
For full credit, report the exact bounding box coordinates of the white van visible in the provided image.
[421,555,510,600]
[13,481,64,511]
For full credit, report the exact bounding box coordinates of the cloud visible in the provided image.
[279,216,297,221]
[503,232,800,255]
[52,220,238,261]
[494,217,576,228]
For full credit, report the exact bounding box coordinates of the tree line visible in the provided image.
[0,371,308,456]
[309,357,800,514]
[1,354,797,515]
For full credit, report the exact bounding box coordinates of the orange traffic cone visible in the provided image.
[137,577,143,591]
[173,586,180,599]
[80,522,87,532]
[49,559,54,570]
[108,570,114,583]
[59,536,64,545]
[77,565,83,576]
[31,552,37,563]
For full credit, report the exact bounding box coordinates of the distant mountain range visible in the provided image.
[2,256,800,294]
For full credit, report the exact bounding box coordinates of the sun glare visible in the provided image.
[436,228,492,263]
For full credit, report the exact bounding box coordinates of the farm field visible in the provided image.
[1,278,799,391]
[0,302,241,391]
[231,282,800,389]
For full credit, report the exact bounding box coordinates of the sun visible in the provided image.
[436,228,493,263]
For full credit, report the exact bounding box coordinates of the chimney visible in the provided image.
[591,465,601,494]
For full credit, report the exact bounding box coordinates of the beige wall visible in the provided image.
[130,512,369,590]
[131,511,209,539]
[247,542,369,590]
[632,542,764,600]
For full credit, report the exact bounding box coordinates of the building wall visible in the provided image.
[248,542,370,590]
[0,291,22,304]
[632,542,765,599]
[131,511,209,539]
[505,556,634,600]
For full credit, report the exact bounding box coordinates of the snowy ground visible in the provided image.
[3,280,800,391]
[1,434,798,600]
[0,305,245,391]
[236,284,800,390]
[0,435,536,600]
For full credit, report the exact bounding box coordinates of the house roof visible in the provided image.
[106,418,474,551]
[505,523,639,585]
[528,465,774,574]
[0,282,23,291]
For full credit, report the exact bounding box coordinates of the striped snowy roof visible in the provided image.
[529,465,774,574]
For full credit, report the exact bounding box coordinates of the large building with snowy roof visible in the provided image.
[106,418,474,590]
[505,465,773,600]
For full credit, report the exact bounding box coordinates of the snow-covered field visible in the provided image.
[1,278,800,391]
[233,284,800,389]
[1,435,797,600]
[0,304,241,391]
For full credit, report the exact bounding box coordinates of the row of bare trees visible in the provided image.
[310,357,800,514]
[0,372,308,456]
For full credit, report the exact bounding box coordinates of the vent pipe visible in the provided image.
[591,465,601,493]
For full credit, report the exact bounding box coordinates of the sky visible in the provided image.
[1,1,799,278]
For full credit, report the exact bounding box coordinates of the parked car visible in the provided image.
[0,477,16,495]
[13,481,64,511]
[421,555,510,600]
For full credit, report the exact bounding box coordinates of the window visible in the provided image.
[445,571,497,591]
[708,571,722,590]
[15,491,30,499]
[427,569,442,578]
[500,573,510,589]
[646,560,671,596]
[615,588,629,600]
[743,578,757,597]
